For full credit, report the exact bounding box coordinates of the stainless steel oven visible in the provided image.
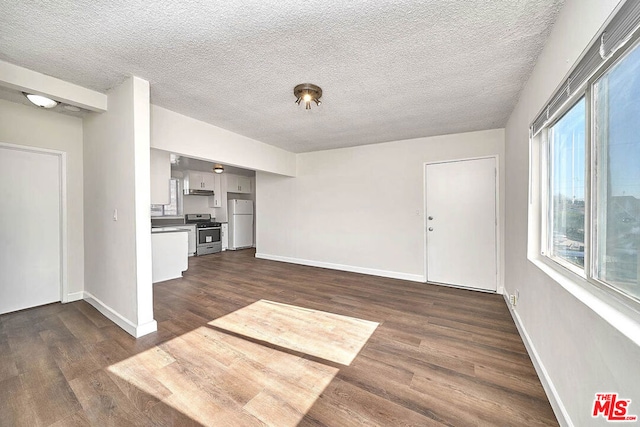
[186,214,222,256]
[197,225,221,255]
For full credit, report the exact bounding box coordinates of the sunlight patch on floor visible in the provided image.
[210,299,379,366]
[108,325,339,426]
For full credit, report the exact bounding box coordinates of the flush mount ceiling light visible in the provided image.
[294,83,322,110]
[213,164,224,174]
[23,92,58,109]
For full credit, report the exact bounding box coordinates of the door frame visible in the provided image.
[0,142,69,303]
[423,155,501,293]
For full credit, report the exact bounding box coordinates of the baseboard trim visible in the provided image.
[135,319,158,338]
[83,291,157,338]
[64,291,84,303]
[503,294,573,427]
[255,253,425,283]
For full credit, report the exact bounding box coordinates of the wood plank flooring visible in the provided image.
[0,249,558,426]
[209,299,379,365]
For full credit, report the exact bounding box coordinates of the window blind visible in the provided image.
[531,0,640,136]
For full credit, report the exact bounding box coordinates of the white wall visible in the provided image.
[83,76,156,337]
[151,105,296,177]
[257,129,504,283]
[183,195,217,216]
[504,0,640,425]
[0,99,84,300]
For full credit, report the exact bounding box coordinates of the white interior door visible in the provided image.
[0,146,62,314]
[425,157,497,291]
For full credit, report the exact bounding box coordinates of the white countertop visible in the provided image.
[151,227,190,234]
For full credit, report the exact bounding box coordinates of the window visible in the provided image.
[548,98,586,269]
[151,178,181,217]
[539,40,640,304]
[593,42,640,300]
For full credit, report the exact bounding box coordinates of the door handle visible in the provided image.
[428,216,434,220]
[428,227,434,231]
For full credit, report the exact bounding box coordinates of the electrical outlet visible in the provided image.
[509,294,516,305]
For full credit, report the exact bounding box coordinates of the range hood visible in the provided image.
[184,189,214,196]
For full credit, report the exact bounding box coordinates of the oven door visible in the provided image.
[198,227,221,245]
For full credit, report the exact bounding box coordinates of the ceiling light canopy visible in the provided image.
[23,92,58,109]
[294,83,322,110]
[213,164,224,174]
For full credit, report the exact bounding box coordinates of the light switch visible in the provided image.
[113,209,118,221]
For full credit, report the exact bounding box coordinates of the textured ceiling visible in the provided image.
[0,0,564,153]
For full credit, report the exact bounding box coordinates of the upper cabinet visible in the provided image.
[184,171,216,193]
[226,174,251,194]
[150,149,171,205]
[202,173,215,191]
[209,174,223,207]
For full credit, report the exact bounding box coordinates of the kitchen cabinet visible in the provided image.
[208,174,223,208]
[226,174,251,194]
[184,171,216,193]
[221,223,229,250]
[202,173,215,190]
[151,229,188,283]
[150,149,171,205]
[171,224,196,256]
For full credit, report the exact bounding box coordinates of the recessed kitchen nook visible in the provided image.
[150,149,256,283]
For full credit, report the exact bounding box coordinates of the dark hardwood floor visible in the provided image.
[0,249,558,426]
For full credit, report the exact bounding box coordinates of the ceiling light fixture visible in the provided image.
[294,83,322,110]
[213,164,224,174]
[23,92,58,109]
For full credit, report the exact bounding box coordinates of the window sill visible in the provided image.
[528,255,640,347]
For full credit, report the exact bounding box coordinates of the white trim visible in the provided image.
[0,142,68,306]
[423,155,501,293]
[84,291,137,336]
[59,151,69,302]
[504,293,573,427]
[83,291,158,338]
[494,155,503,295]
[66,291,84,302]
[136,319,159,337]
[255,253,425,283]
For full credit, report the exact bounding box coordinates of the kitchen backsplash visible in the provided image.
[183,195,218,216]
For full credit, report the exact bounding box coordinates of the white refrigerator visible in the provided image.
[228,199,254,250]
